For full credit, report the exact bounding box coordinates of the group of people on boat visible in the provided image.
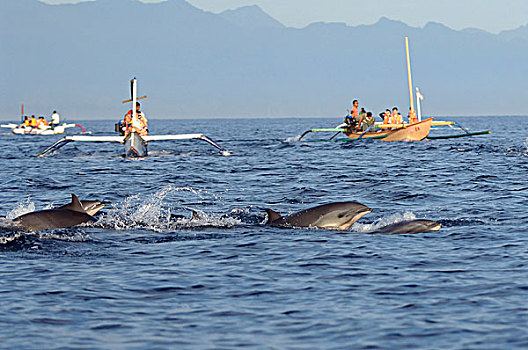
[19,111,61,130]
[344,100,418,133]
[117,102,148,137]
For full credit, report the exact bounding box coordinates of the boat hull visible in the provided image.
[124,132,147,157]
[10,124,77,135]
[345,118,433,141]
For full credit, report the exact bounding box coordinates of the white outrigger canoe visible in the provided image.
[1,123,86,135]
[38,78,230,158]
[38,132,231,158]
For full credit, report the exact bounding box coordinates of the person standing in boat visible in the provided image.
[50,110,60,129]
[124,102,148,137]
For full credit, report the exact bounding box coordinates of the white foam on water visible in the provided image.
[5,197,35,219]
[97,185,233,232]
[351,211,417,232]
[284,135,301,142]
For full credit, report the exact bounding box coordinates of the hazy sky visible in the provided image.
[40,0,528,33]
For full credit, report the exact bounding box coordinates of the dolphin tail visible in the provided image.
[265,209,282,224]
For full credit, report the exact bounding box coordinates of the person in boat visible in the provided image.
[50,110,60,129]
[351,100,359,118]
[345,99,360,127]
[390,107,403,124]
[29,115,38,128]
[124,102,148,137]
[37,116,48,128]
[408,107,418,124]
[359,111,376,131]
[20,116,30,127]
[379,109,391,124]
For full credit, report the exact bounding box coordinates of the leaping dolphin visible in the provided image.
[265,201,372,230]
[369,219,442,234]
[12,194,104,232]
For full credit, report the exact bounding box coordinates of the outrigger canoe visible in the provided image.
[1,123,87,135]
[299,118,433,142]
[38,132,231,158]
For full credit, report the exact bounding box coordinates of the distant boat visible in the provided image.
[0,123,87,135]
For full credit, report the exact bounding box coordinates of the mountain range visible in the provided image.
[1,0,527,120]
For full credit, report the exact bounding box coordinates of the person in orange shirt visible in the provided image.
[37,116,49,128]
[379,109,391,124]
[408,108,418,124]
[391,107,403,124]
[20,116,30,127]
[29,115,38,127]
[124,102,148,137]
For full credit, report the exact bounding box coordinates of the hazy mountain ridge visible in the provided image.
[1,0,527,120]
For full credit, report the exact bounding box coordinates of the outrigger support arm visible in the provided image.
[38,133,231,157]
[38,137,72,157]
[298,128,346,141]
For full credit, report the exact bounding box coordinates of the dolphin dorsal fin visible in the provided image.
[69,194,86,213]
[191,210,201,220]
[265,209,282,224]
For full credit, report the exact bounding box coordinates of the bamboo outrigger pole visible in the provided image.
[405,37,415,114]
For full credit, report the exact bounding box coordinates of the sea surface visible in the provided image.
[0,116,527,349]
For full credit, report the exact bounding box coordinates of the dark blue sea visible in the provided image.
[1,116,527,349]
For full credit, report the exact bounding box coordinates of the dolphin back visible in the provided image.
[266,201,372,230]
[369,219,442,234]
[13,209,95,232]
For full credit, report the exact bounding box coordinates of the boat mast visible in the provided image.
[405,37,415,117]
[416,88,422,121]
[131,78,137,125]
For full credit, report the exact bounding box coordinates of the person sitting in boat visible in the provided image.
[359,112,376,131]
[408,107,418,124]
[29,115,38,128]
[390,107,403,124]
[19,116,30,127]
[50,110,60,129]
[124,102,148,137]
[37,116,48,128]
[379,109,391,124]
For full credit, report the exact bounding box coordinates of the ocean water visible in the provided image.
[0,116,527,349]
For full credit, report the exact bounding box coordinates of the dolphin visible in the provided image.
[368,219,442,234]
[12,194,102,232]
[57,195,106,216]
[265,201,372,230]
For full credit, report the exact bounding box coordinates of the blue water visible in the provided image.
[1,116,527,349]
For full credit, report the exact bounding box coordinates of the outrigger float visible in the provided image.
[38,78,230,158]
[298,37,490,142]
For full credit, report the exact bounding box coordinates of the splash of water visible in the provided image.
[284,135,301,142]
[5,197,35,219]
[96,185,241,232]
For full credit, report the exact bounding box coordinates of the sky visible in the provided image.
[40,0,528,34]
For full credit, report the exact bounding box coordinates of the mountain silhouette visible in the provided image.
[1,0,527,120]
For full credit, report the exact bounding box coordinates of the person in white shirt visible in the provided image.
[50,110,60,128]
